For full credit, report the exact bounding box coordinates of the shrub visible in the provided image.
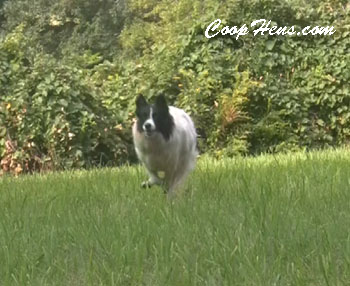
[0,27,131,175]
[115,0,350,157]
[1,0,350,174]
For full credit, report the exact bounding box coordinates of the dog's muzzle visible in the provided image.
[143,122,155,137]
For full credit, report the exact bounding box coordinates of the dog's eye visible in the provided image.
[152,112,157,118]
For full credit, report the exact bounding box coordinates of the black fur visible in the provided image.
[135,94,151,133]
[152,95,174,141]
[135,94,174,141]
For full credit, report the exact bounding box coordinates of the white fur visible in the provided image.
[133,106,197,195]
[143,108,155,133]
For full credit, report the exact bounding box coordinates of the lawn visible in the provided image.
[1,149,350,285]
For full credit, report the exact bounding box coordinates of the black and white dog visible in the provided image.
[132,94,197,195]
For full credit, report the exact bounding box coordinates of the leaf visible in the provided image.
[317,119,325,127]
[343,31,350,38]
[265,57,275,68]
[75,150,83,158]
[58,99,68,107]
[266,40,276,51]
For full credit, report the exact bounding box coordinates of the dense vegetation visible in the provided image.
[1,0,349,174]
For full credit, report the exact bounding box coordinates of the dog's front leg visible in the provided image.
[141,171,162,188]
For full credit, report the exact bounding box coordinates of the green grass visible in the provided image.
[1,149,350,285]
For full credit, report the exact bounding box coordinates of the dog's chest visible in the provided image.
[134,134,172,172]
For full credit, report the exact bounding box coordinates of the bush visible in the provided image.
[115,0,350,157]
[1,0,127,58]
[0,27,132,175]
[1,0,350,174]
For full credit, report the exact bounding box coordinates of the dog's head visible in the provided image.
[135,94,174,140]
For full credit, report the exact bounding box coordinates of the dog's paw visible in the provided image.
[141,180,151,188]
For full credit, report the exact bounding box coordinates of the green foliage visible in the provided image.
[1,0,350,173]
[0,27,131,174]
[2,0,126,58]
[115,0,350,157]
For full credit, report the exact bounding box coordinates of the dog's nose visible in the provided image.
[144,123,152,131]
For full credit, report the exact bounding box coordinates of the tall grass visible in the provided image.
[1,149,350,285]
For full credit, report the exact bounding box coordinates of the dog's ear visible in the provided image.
[136,94,147,108]
[155,94,168,112]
